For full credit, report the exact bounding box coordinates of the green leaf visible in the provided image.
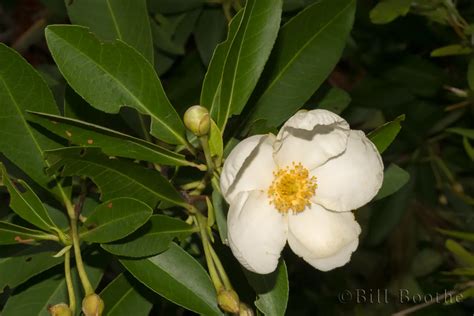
[438,229,474,242]
[100,274,153,316]
[431,44,473,57]
[66,0,153,64]
[410,248,443,277]
[194,8,227,66]
[317,87,351,114]
[0,43,60,190]
[0,222,55,245]
[468,57,474,91]
[209,120,224,164]
[446,239,474,267]
[80,198,152,243]
[375,163,410,200]
[446,127,474,139]
[369,0,411,24]
[211,184,228,244]
[463,136,474,161]
[149,0,204,14]
[368,114,405,153]
[121,243,222,316]
[203,0,283,132]
[0,244,63,291]
[244,260,289,316]
[45,25,187,146]
[28,111,194,167]
[1,165,57,232]
[45,147,189,209]
[247,0,356,128]
[102,215,194,257]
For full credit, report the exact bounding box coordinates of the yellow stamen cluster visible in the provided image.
[267,162,317,213]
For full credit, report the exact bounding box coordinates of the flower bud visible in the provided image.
[82,294,104,316]
[184,105,210,136]
[452,182,464,194]
[239,302,255,316]
[48,303,72,316]
[438,194,448,205]
[217,289,240,314]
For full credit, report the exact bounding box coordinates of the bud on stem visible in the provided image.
[82,294,104,316]
[184,105,210,136]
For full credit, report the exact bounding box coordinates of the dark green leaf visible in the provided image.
[149,0,204,14]
[374,163,410,200]
[468,57,474,91]
[29,111,195,167]
[446,239,474,267]
[45,25,187,146]
[1,164,57,232]
[66,0,154,64]
[0,222,56,245]
[447,127,474,139]
[244,259,289,316]
[431,44,473,57]
[211,184,228,244]
[80,198,152,243]
[368,114,405,153]
[317,87,351,114]
[203,0,283,131]
[121,243,222,316]
[410,248,443,277]
[45,147,189,209]
[101,215,194,257]
[194,8,227,66]
[248,0,356,127]
[0,43,60,190]
[100,274,153,316]
[369,0,411,24]
[463,136,474,161]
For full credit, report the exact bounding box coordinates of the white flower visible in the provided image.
[220,109,384,274]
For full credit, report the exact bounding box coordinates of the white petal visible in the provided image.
[220,134,277,204]
[287,203,360,270]
[304,239,359,271]
[274,109,350,169]
[227,190,287,274]
[311,130,384,212]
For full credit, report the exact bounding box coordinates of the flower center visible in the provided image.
[267,162,317,213]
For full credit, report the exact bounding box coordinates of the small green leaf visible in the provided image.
[446,127,474,139]
[45,147,189,209]
[45,25,187,146]
[368,114,405,153]
[121,243,222,316]
[102,215,194,257]
[468,57,474,90]
[1,164,57,232]
[375,163,410,200]
[446,239,474,267]
[209,120,224,164]
[0,222,55,245]
[28,111,194,167]
[65,0,154,64]
[438,229,474,242]
[244,259,289,316]
[318,87,351,114]
[369,0,411,24]
[431,44,473,57]
[80,198,152,243]
[100,274,153,316]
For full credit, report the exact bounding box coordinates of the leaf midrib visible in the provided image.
[82,210,150,239]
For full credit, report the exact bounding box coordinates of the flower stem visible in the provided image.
[209,245,233,290]
[64,249,76,312]
[199,135,214,174]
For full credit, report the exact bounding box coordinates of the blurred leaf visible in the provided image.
[431,44,473,57]
[45,147,189,209]
[0,222,54,245]
[0,244,63,291]
[149,0,204,14]
[45,25,187,146]
[121,243,222,316]
[194,8,227,66]
[468,57,474,90]
[369,0,411,24]
[375,163,410,200]
[100,274,153,316]
[1,165,57,232]
[463,137,474,161]
[0,44,60,191]
[102,215,194,257]
[317,87,351,114]
[438,229,474,242]
[29,111,193,167]
[410,248,443,277]
[445,239,474,267]
[248,0,356,128]
[205,0,283,132]
[151,20,185,55]
[66,0,154,64]
[368,114,405,153]
[80,198,152,243]
[446,127,474,139]
[244,260,289,316]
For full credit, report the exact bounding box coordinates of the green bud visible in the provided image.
[184,105,210,136]
[217,289,240,314]
[48,303,72,316]
[82,294,104,316]
[239,302,255,316]
[438,194,448,205]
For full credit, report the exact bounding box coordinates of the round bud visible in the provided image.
[48,303,72,316]
[452,182,464,194]
[184,105,210,136]
[239,302,255,316]
[82,294,104,316]
[438,194,448,206]
[217,289,240,314]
